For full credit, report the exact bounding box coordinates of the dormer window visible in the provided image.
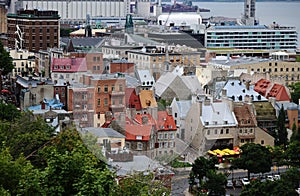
[224,121,228,124]
[168,125,172,129]
[60,65,64,69]
[66,65,70,70]
[205,121,209,125]
[136,135,142,140]
[54,65,58,69]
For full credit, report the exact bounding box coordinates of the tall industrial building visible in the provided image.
[7,9,60,52]
[15,0,132,21]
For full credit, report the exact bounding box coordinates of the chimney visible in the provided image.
[166,106,172,116]
[222,89,227,97]
[204,97,210,106]
[246,80,250,90]
[244,95,252,103]
[142,115,148,125]
[41,101,46,109]
[199,101,203,116]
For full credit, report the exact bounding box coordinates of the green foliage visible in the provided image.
[284,141,300,167]
[0,115,172,195]
[233,143,272,179]
[290,125,300,142]
[0,101,20,121]
[114,172,170,196]
[289,82,300,104]
[240,179,298,196]
[157,99,171,111]
[0,41,14,75]
[171,159,192,168]
[241,168,300,196]
[276,106,288,147]
[203,170,227,196]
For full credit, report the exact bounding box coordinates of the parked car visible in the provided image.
[267,175,274,181]
[226,180,234,188]
[234,179,243,187]
[241,178,250,186]
[273,174,280,180]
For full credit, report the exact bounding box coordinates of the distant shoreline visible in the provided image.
[161,0,300,2]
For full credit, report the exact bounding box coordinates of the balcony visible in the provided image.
[111,91,125,96]
[110,104,125,109]
[238,133,255,139]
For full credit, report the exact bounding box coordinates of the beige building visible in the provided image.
[128,46,201,80]
[230,60,300,86]
[0,5,7,34]
[10,49,37,77]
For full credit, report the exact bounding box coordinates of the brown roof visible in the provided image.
[233,103,256,127]
[139,90,157,108]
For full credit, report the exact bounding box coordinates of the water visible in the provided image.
[193,1,300,46]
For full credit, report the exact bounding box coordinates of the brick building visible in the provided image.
[7,9,60,52]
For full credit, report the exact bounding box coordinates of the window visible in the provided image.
[104,98,108,106]
[164,133,168,139]
[226,129,229,134]
[240,129,243,133]
[214,129,218,134]
[220,129,223,134]
[111,85,115,92]
[97,112,100,119]
[169,133,174,139]
[261,140,264,145]
[119,98,122,105]
[174,113,177,118]
[286,68,289,72]
[97,99,101,106]
[241,139,244,143]
[119,84,123,91]
[137,143,143,150]
[207,130,210,135]
[97,86,101,93]
[159,133,163,139]
[61,92,65,97]
[249,129,253,133]
[104,85,108,93]
[169,142,174,148]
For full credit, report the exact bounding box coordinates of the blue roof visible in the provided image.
[27,98,64,111]
[214,25,267,29]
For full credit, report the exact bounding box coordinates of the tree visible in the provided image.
[284,141,300,167]
[240,179,298,196]
[233,143,272,179]
[0,41,14,76]
[0,101,20,121]
[289,82,300,104]
[276,106,288,148]
[203,170,227,196]
[241,168,300,196]
[290,125,300,142]
[191,156,218,184]
[113,172,170,196]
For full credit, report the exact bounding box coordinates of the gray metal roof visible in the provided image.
[110,155,162,176]
[82,127,125,138]
[221,79,268,102]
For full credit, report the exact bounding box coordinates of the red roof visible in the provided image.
[125,88,142,111]
[51,57,87,73]
[254,79,271,97]
[157,111,177,131]
[254,79,290,101]
[267,84,290,101]
[125,124,152,141]
[134,113,157,127]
